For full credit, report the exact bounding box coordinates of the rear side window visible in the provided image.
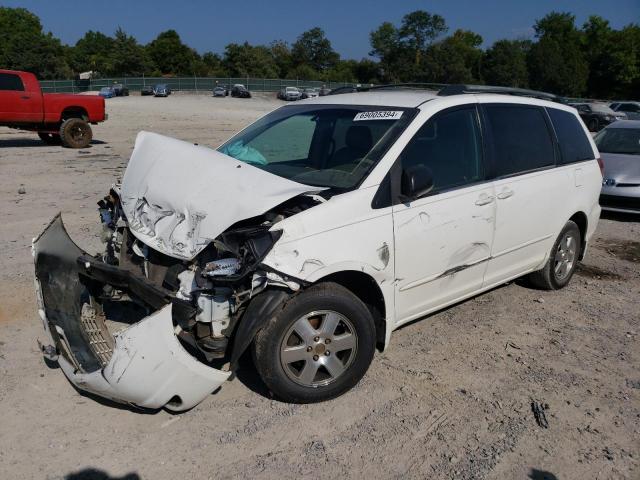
[619,103,639,113]
[547,108,594,164]
[0,73,24,91]
[400,106,484,192]
[484,105,555,177]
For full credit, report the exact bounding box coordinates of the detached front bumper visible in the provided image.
[33,214,230,411]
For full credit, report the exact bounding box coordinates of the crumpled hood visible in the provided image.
[120,131,317,260]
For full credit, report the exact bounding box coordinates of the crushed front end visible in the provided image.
[33,132,321,411]
[33,211,232,411]
[33,189,317,411]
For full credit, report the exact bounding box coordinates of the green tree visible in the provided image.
[369,21,404,81]
[582,17,640,98]
[423,29,483,84]
[0,7,70,79]
[482,39,531,87]
[399,10,447,67]
[353,58,380,83]
[369,11,447,82]
[291,27,339,72]
[71,31,114,75]
[285,64,317,80]
[269,40,293,78]
[147,30,198,75]
[196,52,226,76]
[223,42,279,77]
[527,12,588,96]
[110,28,152,76]
[323,60,358,83]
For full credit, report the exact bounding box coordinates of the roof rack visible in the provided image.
[438,84,563,103]
[368,83,445,91]
[327,83,444,96]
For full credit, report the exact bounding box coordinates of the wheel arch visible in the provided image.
[61,106,89,121]
[314,270,389,351]
[568,211,588,260]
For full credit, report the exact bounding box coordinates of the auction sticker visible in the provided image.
[354,110,404,121]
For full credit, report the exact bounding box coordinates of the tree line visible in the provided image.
[1,7,638,99]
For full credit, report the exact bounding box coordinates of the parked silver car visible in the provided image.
[610,101,640,121]
[278,86,302,101]
[570,102,626,132]
[213,85,228,97]
[301,88,319,99]
[596,120,640,213]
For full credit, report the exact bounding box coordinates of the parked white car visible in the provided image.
[33,86,602,411]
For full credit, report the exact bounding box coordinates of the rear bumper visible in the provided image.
[33,214,230,411]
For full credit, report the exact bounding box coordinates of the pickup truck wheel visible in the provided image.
[253,282,376,403]
[37,132,62,145]
[59,118,92,148]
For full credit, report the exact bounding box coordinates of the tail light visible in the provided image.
[597,157,604,177]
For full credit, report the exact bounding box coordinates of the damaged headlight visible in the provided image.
[202,258,241,277]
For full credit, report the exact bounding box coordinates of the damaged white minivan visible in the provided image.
[33,85,602,411]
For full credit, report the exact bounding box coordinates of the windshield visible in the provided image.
[286,87,298,92]
[595,127,640,155]
[219,104,416,190]
[100,87,111,92]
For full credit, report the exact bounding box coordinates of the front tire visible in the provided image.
[588,118,599,132]
[528,220,581,290]
[253,282,376,403]
[59,118,93,148]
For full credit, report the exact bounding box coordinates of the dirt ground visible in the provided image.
[0,94,638,480]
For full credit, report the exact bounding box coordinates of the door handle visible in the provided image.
[475,195,495,206]
[20,96,30,100]
[497,189,514,200]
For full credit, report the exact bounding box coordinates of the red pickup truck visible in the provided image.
[0,70,107,148]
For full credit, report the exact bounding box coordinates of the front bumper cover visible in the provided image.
[33,214,230,411]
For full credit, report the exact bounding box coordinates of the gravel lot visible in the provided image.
[0,94,638,480]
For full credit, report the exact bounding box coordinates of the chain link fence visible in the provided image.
[39,77,361,94]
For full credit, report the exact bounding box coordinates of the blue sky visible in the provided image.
[3,0,639,58]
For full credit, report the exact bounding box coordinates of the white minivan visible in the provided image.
[34,86,602,411]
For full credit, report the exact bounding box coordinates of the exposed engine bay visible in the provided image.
[98,186,321,363]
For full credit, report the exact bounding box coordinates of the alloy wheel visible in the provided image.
[280,310,358,387]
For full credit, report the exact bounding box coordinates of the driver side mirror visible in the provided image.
[400,165,434,201]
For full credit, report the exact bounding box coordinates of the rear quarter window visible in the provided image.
[547,108,594,164]
[0,73,25,91]
[620,103,640,113]
[484,104,555,177]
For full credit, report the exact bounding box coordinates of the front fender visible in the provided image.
[262,252,396,349]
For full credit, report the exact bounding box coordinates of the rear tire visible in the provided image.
[528,220,581,290]
[59,118,92,149]
[38,132,61,145]
[253,282,376,403]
